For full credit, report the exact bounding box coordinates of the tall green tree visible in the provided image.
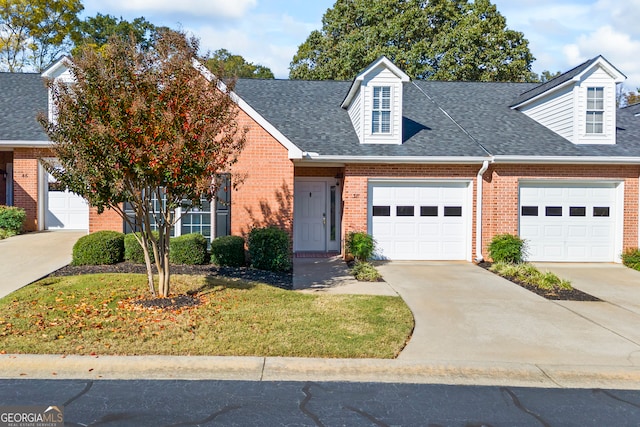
[289,0,535,82]
[39,30,246,298]
[0,0,83,72]
[204,48,274,79]
[71,13,161,53]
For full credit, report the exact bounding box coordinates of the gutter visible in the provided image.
[475,160,490,263]
[0,140,51,148]
[493,155,640,165]
[299,154,491,164]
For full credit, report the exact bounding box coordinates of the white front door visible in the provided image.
[294,180,327,252]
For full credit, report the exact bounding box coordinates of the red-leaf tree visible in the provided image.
[39,30,246,297]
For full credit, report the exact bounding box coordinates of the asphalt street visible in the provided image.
[1,379,640,426]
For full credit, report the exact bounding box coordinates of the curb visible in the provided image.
[1,355,640,390]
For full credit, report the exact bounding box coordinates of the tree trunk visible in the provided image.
[138,233,157,298]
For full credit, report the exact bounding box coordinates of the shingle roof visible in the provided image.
[236,78,640,159]
[0,73,48,141]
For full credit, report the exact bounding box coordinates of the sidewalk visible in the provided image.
[0,231,85,299]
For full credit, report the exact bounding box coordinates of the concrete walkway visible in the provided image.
[0,231,85,299]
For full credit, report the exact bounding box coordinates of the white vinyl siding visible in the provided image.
[520,85,574,141]
[362,66,403,144]
[347,90,363,143]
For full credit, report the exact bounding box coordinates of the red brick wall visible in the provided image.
[482,164,640,259]
[229,109,294,237]
[13,148,52,231]
[342,163,480,258]
[90,207,123,233]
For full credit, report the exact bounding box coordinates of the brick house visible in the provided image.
[2,55,640,262]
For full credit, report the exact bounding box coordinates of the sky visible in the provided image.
[82,0,640,90]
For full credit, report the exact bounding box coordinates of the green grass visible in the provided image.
[0,274,413,358]
[489,261,572,291]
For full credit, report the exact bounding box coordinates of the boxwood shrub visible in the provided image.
[124,231,158,264]
[0,205,26,236]
[211,235,245,267]
[72,231,125,266]
[622,248,640,271]
[170,233,208,265]
[247,226,291,272]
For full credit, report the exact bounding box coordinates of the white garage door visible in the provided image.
[46,173,89,230]
[369,181,470,260]
[519,182,620,262]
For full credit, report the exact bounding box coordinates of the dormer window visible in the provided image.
[586,87,604,134]
[372,86,391,134]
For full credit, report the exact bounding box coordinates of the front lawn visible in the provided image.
[0,274,413,358]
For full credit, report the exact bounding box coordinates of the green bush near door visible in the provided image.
[170,233,208,265]
[72,231,125,265]
[211,235,245,267]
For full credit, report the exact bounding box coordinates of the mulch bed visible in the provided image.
[477,262,600,302]
[49,262,293,290]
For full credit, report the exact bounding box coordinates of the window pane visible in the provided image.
[381,111,391,133]
[420,206,438,216]
[593,206,610,217]
[372,111,380,133]
[444,206,462,217]
[521,206,538,216]
[330,186,336,241]
[397,206,414,216]
[372,206,390,216]
[545,206,562,216]
[570,206,586,217]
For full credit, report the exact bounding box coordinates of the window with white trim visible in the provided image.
[372,86,391,134]
[586,87,604,134]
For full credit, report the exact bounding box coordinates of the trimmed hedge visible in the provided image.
[211,235,245,267]
[247,226,291,272]
[0,205,26,236]
[170,233,208,265]
[124,231,158,264]
[72,231,125,266]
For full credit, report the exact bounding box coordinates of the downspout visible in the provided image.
[475,160,490,263]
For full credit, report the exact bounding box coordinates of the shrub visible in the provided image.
[351,260,382,281]
[0,205,26,236]
[622,248,640,271]
[488,234,527,264]
[124,231,158,264]
[490,261,572,291]
[211,235,245,267]
[247,226,291,272]
[169,233,208,265]
[345,231,376,261]
[72,231,125,265]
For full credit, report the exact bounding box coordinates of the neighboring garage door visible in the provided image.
[519,182,620,262]
[369,181,471,260]
[46,172,89,230]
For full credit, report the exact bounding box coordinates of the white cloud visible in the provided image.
[563,26,640,89]
[93,0,257,19]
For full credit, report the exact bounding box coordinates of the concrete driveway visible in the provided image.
[0,231,84,299]
[376,261,640,367]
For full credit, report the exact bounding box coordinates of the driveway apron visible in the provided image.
[0,231,84,299]
[376,261,640,366]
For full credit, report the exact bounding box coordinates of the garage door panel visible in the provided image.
[519,183,618,262]
[370,182,469,260]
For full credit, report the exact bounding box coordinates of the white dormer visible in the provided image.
[512,56,626,145]
[341,56,410,145]
[41,56,74,124]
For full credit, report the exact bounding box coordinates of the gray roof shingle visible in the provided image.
[0,73,48,141]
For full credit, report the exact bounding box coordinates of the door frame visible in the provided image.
[293,177,342,253]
